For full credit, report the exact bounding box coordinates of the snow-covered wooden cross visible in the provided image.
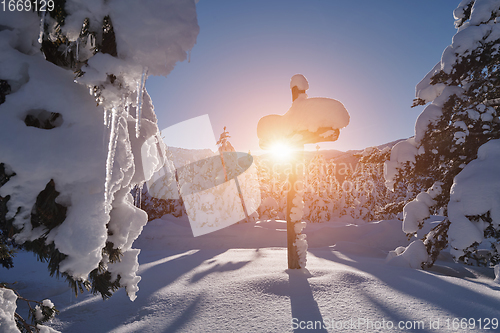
[257,74,350,269]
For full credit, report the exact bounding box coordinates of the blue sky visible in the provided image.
[146,0,458,153]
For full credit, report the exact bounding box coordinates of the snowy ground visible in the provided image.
[4,215,500,332]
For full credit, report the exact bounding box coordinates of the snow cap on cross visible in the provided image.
[257,74,350,150]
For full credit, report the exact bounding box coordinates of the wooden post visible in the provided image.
[286,165,299,269]
[257,75,349,269]
[286,145,303,269]
[287,84,305,269]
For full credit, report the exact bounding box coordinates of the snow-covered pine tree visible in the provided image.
[257,156,288,220]
[385,0,500,268]
[254,154,283,220]
[325,161,343,219]
[275,175,288,220]
[216,127,260,223]
[0,163,18,270]
[255,157,272,211]
[139,146,186,221]
[137,185,170,221]
[303,153,322,222]
[0,0,199,306]
[342,146,395,221]
[239,150,261,223]
[217,126,235,153]
[338,166,363,221]
[141,181,186,220]
[176,153,227,228]
[217,126,237,180]
[304,153,338,223]
[177,126,257,233]
[0,283,59,333]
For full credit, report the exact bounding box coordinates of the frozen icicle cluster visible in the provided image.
[135,67,148,138]
[0,0,199,301]
[37,11,46,44]
[104,106,120,213]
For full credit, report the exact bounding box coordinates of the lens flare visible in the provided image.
[269,141,293,160]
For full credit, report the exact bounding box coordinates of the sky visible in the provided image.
[146,0,459,153]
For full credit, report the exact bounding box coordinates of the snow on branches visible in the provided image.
[385,0,500,270]
[0,0,199,301]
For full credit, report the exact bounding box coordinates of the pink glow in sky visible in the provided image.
[147,0,458,153]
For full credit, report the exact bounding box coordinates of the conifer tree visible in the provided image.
[140,147,186,221]
[1,0,198,309]
[304,153,339,223]
[216,127,260,223]
[1,5,123,300]
[256,154,288,220]
[344,146,396,221]
[386,0,500,268]
[0,283,59,333]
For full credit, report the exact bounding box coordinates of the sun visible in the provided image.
[269,141,293,160]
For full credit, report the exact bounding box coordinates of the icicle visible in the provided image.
[134,183,144,208]
[75,38,80,62]
[105,107,120,213]
[124,95,130,117]
[103,107,113,128]
[62,43,72,58]
[89,34,95,48]
[38,11,46,44]
[135,67,148,138]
